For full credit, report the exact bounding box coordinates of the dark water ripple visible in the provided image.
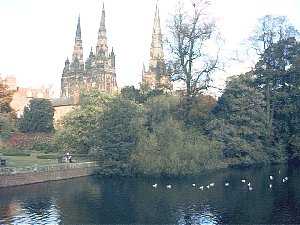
[0,164,300,224]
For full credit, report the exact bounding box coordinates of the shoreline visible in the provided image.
[0,162,99,188]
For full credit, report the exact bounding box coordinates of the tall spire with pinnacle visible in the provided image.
[72,15,84,65]
[96,3,108,56]
[149,1,165,69]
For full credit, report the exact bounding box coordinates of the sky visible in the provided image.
[0,0,300,96]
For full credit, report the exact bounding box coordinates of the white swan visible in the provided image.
[247,182,251,187]
[249,186,253,191]
[269,184,272,188]
[166,185,172,189]
[241,179,246,183]
[269,176,274,180]
[152,184,157,188]
[225,182,229,186]
[199,186,204,190]
[209,183,215,187]
[192,183,196,187]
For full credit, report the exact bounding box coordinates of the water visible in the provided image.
[1,165,300,224]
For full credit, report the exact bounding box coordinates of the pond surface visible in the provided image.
[1,165,300,224]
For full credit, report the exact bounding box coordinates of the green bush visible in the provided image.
[1,149,31,157]
[36,154,59,159]
[131,119,224,176]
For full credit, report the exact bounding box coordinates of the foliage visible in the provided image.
[17,98,54,133]
[0,83,14,114]
[55,91,111,154]
[176,95,216,129]
[131,118,223,176]
[90,97,142,162]
[0,148,31,157]
[207,73,274,164]
[0,114,15,140]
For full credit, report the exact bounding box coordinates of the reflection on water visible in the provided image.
[1,165,300,224]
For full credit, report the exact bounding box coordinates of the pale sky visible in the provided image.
[0,0,300,96]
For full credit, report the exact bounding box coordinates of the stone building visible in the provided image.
[61,4,118,98]
[0,74,50,117]
[141,3,172,91]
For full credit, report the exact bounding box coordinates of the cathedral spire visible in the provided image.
[150,1,164,65]
[96,2,108,55]
[72,15,84,66]
[75,15,81,41]
[100,3,106,32]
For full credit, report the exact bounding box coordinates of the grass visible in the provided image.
[0,152,59,168]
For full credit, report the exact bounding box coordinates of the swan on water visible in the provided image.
[206,185,210,189]
[269,184,272,188]
[199,186,204,190]
[152,184,157,188]
[249,186,253,191]
[210,183,215,187]
[247,182,251,187]
[241,179,246,183]
[192,184,196,187]
[166,185,172,189]
[269,176,274,180]
[225,182,229,186]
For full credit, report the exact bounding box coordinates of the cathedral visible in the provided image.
[142,3,172,91]
[61,4,118,98]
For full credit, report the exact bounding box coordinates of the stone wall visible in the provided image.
[0,162,98,188]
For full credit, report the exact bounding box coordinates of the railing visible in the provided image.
[0,162,98,176]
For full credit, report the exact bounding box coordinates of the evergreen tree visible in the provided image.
[18,98,54,133]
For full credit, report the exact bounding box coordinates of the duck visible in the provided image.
[166,185,172,189]
[225,182,229,186]
[152,184,158,188]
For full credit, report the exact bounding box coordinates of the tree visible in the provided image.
[17,98,54,133]
[55,91,111,154]
[0,83,16,140]
[167,0,220,97]
[121,86,141,103]
[0,83,14,114]
[250,15,299,143]
[207,73,273,163]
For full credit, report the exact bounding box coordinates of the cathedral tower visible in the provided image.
[61,3,118,98]
[142,2,172,90]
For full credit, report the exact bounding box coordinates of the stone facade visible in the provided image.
[142,3,172,91]
[61,4,118,98]
[52,97,79,127]
[0,75,50,117]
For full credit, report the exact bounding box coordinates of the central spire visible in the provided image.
[75,15,81,41]
[72,15,84,66]
[150,1,164,67]
[96,2,108,56]
[100,3,106,32]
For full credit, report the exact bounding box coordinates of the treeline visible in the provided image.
[1,1,300,176]
[54,13,300,176]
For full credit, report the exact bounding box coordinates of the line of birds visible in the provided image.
[152,174,289,191]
